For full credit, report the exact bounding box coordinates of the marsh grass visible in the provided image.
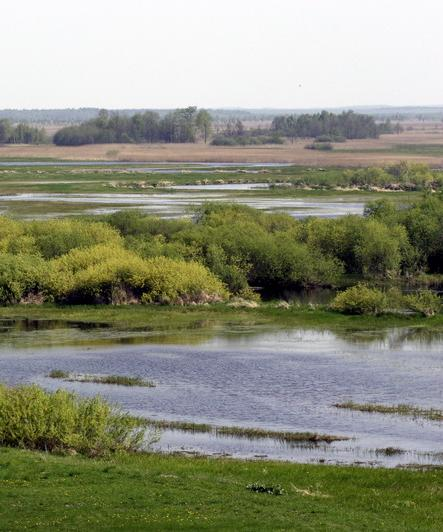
[49,370,155,387]
[335,401,443,421]
[215,426,347,443]
[135,418,347,443]
[136,418,212,432]
[48,369,70,379]
[376,447,405,456]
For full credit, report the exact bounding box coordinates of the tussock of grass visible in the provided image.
[48,369,70,379]
[334,401,443,421]
[136,418,347,443]
[376,447,405,456]
[215,426,347,443]
[137,418,212,432]
[49,370,155,387]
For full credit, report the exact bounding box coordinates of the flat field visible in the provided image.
[2,127,443,166]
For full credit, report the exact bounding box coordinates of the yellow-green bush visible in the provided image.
[47,245,228,304]
[26,219,123,259]
[0,385,145,456]
[330,284,388,315]
[139,256,228,304]
[404,290,441,317]
[0,254,47,304]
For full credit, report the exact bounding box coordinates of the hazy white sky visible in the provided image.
[2,0,443,109]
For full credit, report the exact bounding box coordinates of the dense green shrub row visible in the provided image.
[279,163,443,192]
[0,195,442,305]
[211,134,284,146]
[0,220,227,304]
[0,385,145,455]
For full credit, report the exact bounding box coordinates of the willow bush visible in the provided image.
[46,244,227,304]
[0,385,145,456]
[330,284,388,315]
[0,254,47,304]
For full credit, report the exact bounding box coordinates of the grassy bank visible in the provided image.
[0,448,441,531]
[0,303,442,333]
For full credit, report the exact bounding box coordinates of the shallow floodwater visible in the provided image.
[0,191,365,219]
[0,319,441,467]
[0,162,292,168]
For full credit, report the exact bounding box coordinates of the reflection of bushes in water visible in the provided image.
[333,325,443,348]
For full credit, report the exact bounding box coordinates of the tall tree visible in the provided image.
[196,109,213,144]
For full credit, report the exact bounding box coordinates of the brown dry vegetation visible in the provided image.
[3,128,443,166]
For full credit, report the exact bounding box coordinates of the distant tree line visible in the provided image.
[271,111,393,141]
[53,108,213,146]
[211,119,284,146]
[0,120,47,144]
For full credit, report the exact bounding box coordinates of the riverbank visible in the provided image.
[1,303,443,334]
[0,447,441,531]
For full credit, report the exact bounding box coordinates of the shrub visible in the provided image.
[139,256,228,304]
[404,290,441,317]
[0,254,47,304]
[330,284,388,315]
[246,483,285,496]
[27,219,123,259]
[0,385,146,456]
[305,142,333,151]
[48,245,228,304]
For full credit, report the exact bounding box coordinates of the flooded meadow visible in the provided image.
[0,317,441,468]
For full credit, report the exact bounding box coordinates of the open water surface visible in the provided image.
[0,318,441,467]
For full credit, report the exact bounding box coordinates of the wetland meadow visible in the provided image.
[0,157,442,530]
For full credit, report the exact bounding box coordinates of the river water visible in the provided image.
[0,319,441,467]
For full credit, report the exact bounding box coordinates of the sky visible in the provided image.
[2,0,443,109]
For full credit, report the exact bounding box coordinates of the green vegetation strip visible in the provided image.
[0,448,442,531]
[48,370,155,387]
[335,402,443,421]
[136,418,347,443]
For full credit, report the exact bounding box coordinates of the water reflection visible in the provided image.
[0,317,441,467]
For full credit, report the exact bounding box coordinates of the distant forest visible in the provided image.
[1,106,443,125]
[271,111,392,141]
[0,120,47,144]
[53,107,213,146]
[52,108,389,146]
[0,107,398,146]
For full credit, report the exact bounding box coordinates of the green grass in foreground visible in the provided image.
[0,448,441,531]
[48,370,155,387]
[335,401,443,421]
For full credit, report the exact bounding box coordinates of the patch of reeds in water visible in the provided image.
[334,401,443,421]
[48,370,155,387]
